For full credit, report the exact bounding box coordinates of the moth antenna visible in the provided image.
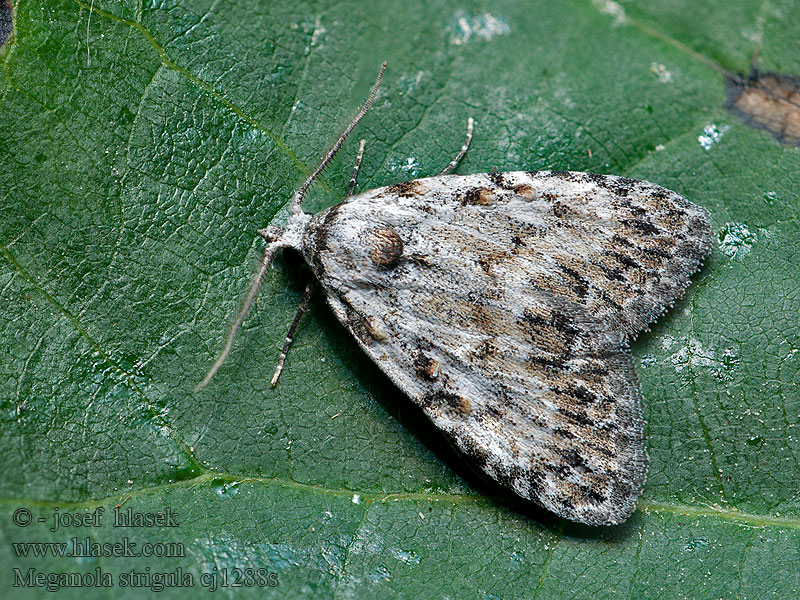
[195,243,280,391]
[270,280,316,386]
[346,139,366,196]
[292,62,386,214]
[437,117,474,176]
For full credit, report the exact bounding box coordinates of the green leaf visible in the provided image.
[2,0,798,597]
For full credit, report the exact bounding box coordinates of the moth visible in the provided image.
[197,64,713,526]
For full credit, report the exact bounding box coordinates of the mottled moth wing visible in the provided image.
[299,171,712,525]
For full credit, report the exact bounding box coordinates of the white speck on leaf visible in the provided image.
[391,549,421,564]
[640,353,657,368]
[650,62,673,83]
[311,15,326,47]
[718,222,757,259]
[698,124,729,150]
[397,70,426,95]
[390,157,420,176]
[447,11,510,46]
[592,0,626,25]
[663,337,740,380]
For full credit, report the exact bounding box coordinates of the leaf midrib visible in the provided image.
[1,470,797,532]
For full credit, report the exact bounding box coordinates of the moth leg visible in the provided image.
[270,280,316,386]
[195,243,280,391]
[437,117,474,176]
[345,139,366,196]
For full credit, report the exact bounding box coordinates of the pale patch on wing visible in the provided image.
[299,171,711,525]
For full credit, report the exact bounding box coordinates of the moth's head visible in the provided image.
[257,225,284,243]
[258,208,312,251]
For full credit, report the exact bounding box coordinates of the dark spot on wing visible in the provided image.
[598,263,625,282]
[628,205,646,217]
[560,448,591,472]
[459,435,490,468]
[548,171,582,182]
[476,339,499,360]
[559,265,589,298]
[586,441,616,459]
[520,308,580,357]
[477,255,492,273]
[554,427,575,439]
[612,233,634,248]
[551,309,581,339]
[585,172,637,197]
[552,201,574,218]
[382,180,426,197]
[650,188,670,200]
[607,250,641,270]
[621,218,661,236]
[487,171,506,187]
[581,485,606,503]
[525,471,546,497]
[511,183,537,199]
[584,172,606,185]
[597,289,623,311]
[414,353,440,380]
[522,308,580,347]
[542,192,558,203]
[368,226,403,267]
[485,172,533,193]
[460,187,494,205]
[421,390,471,416]
[310,202,344,276]
[544,462,573,479]
[559,408,595,428]
[639,245,671,259]
[554,383,598,405]
[529,355,568,370]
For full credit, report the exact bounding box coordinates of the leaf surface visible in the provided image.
[1,0,798,597]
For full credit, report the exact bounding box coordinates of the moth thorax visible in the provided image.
[368,226,404,267]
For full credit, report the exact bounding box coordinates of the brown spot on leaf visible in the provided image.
[726,71,800,146]
[368,226,403,267]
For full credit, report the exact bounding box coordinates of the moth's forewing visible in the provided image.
[297,171,712,525]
